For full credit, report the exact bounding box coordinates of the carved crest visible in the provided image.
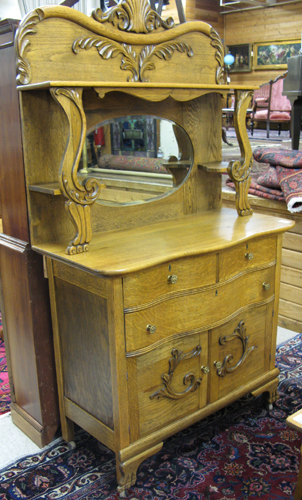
[72,36,193,82]
[92,0,174,33]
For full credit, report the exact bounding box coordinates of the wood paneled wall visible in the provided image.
[186,0,224,35]
[165,0,302,88]
[225,1,302,86]
[164,0,224,38]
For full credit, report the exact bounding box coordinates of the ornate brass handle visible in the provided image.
[146,324,157,334]
[215,321,258,377]
[167,274,178,284]
[263,282,271,290]
[201,365,210,374]
[245,252,254,260]
[150,345,202,400]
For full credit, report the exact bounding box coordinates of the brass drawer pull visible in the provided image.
[245,252,254,260]
[150,345,202,400]
[146,324,157,334]
[201,365,210,374]
[167,274,178,284]
[214,360,222,369]
[263,282,271,291]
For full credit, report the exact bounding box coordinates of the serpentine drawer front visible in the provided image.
[124,265,275,353]
[219,235,277,281]
[123,253,217,309]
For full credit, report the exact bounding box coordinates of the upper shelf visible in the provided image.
[18,81,259,91]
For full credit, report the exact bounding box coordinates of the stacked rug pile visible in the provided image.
[227,148,302,213]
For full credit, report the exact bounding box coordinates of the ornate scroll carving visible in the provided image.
[117,442,163,494]
[15,8,44,85]
[215,321,258,378]
[210,28,224,85]
[92,0,174,33]
[50,88,103,254]
[72,36,193,82]
[150,345,202,400]
[227,90,254,216]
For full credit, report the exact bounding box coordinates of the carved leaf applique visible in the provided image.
[73,36,193,82]
[139,42,193,81]
[73,36,139,81]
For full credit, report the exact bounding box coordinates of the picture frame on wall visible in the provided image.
[254,40,301,70]
[225,44,252,72]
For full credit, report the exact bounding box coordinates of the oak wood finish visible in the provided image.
[222,188,302,333]
[0,236,59,446]
[0,20,59,447]
[15,1,294,491]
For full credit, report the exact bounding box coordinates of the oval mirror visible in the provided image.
[78,116,193,206]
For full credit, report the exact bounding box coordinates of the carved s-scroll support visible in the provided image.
[117,442,163,494]
[215,321,258,378]
[227,90,254,216]
[150,345,202,400]
[251,377,279,408]
[50,88,103,254]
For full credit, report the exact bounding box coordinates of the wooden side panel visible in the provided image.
[0,29,29,241]
[54,276,114,428]
[0,240,59,445]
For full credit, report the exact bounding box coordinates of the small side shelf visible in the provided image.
[28,183,62,195]
[198,161,229,173]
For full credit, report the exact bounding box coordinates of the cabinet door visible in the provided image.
[209,304,273,402]
[127,332,209,441]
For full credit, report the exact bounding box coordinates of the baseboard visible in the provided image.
[10,403,58,448]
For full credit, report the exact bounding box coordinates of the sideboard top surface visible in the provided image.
[34,208,294,276]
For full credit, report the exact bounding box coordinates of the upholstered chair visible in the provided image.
[250,74,291,138]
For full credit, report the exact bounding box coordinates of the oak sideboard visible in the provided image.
[14,1,294,492]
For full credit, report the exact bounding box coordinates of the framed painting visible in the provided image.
[254,40,301,70]
[226,44,252,73]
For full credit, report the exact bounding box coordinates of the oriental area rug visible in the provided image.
[0,338,10,416]
[1,335,302,499]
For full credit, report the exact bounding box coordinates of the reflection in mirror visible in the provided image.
[78,116,193,206]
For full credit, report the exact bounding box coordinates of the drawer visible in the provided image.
[209,304,272,402]
[123,253,217,309]
[125,265,275,353]
[219,235,277,281]
[127,333,208,440]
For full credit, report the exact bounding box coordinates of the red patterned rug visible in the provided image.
[0,338,10,415]
[0,335,302,499]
